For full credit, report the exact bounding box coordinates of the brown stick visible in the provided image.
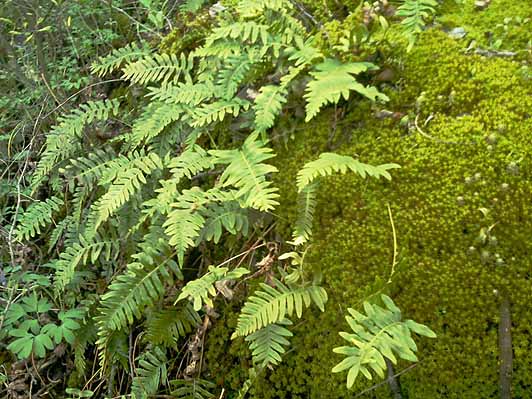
[499,295,512,399]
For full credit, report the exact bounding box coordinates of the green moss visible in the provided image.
[203,8,532,399]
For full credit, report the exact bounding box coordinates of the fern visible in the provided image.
[232,278,327,338]
[128,102,184,147]
[291,183,317,246]
[332,295,436,388]
[32,99,120,188]
[15,196,63,241]
[397,0,438,49]
[253,85,288,134]
[189,98,250,128]
[96,255,182,337]
[296,153,400,192]
[216,53,257,99]
[53,233,120,292]
[91,42,151,77]
[245,319,293,367]
[87,152,163,234]
[199,202,249,243]
[170,379,215,399]
[176,265,250,311]
[304,59,386,122]
[210,132,279,211]
[131,347,168,399]
[205,22,272,48]
[147,82,215,106]
[145,305,201,347]
[122,53,193,85]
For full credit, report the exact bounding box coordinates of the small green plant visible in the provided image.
[332,295,436,388]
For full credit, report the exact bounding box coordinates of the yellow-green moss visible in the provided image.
[203,24,532,398]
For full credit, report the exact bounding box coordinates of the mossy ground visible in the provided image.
[203,1,532,398]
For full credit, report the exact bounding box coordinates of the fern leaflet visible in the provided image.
[232,278,327,338]
[15,196,63,241]
[332,295,436,388]
[296,152,400,192]
[176,265,250,311]
[304,59,386,122]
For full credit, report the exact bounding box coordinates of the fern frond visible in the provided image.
[332,295,436,388]
[292,183,317,246]
[304,59,386,122]
[91,42,151,77]
[128,102,183,147]
[53,234,120,292]
[164,208,204,267]
[286,37,323,67]
[147,82,215,106]
[176,265,250,311]
[296,153,401,192]
[145,305,201,347]
[232,278,327,338]
[210,132,279,211]
[96,255,182,335]
[397,0,438,49]
[15,196,63,241]
[122,53,194,85]
[205,22,272,48]
[131,347,167,399]
[88,152,163,234]
[245,319,293,367]
[216,53,256,99]
[32,99,120,188]
[61,147,118,189]
[163,187,235,265]
[170,379,215,399]
[252,85,288,133]
[144,146,213,216]
[189,98,250,128]
[199,201,249,244]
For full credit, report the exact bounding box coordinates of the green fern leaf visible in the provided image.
[170,379,215,399]
[253,85,288,133]
[304,59,386,122]
[189,98,250,128]
[15,196,63,241]
[245,319,293,367]
[296,152,401,192]
[210,132,279,211]
[199,201,249,243]
[88,152,163,234]
[91,42,151,77]
[145,305,201,347]
[147,82,215,106]
[397,0,438,49]
[176,265,250,311]
[131,347,167,399]
[122,53,193,85]
[128,102,183,147]
[32,99,120,189]
[53,234,120,292]
[96,255,182,335]
[232,278,327,338]
[332,295,436,388]
[292,183,317,246]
